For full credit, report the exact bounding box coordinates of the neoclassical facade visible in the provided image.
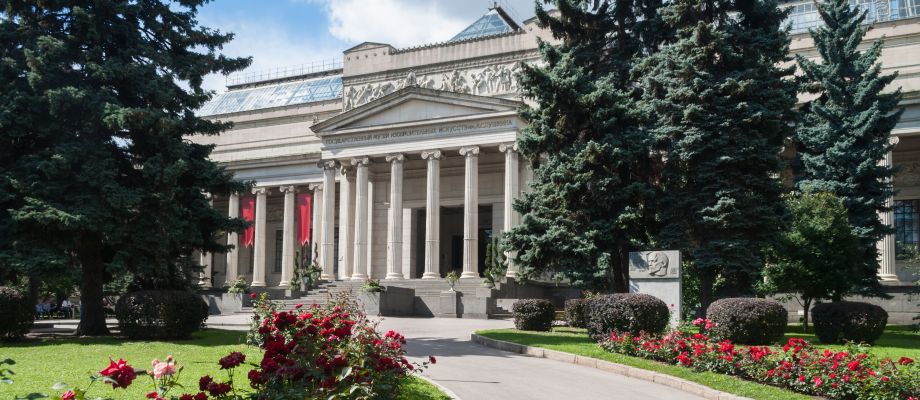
[192,4,920,290]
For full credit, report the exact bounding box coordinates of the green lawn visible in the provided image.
[0,329,446,400]
[784,325,920,359]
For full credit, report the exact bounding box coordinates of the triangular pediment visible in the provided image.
[312,86,522,134]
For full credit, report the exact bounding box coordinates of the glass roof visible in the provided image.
[198,75,343,116]
[449,9,515,42]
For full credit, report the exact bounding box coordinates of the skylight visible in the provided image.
[198,75,343,116]
[449,8,517,42]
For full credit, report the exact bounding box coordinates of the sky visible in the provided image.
[197,0,540,92]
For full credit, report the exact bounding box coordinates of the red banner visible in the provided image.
[241,196,255,248]
[297,193,312,246]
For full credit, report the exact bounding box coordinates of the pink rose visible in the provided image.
[60,391,76,400]
[152,361,176,379]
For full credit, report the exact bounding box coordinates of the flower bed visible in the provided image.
[40,293,433,400]
[601,319,919,399]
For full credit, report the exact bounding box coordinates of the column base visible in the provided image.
[878,274,900,282]
[320,274,335,281]
[385,272,403,280]
[278,280,291,288]
[250,281,266,287]
[422,272,441,279]
[460,271,480,279]
[351,274,367,281]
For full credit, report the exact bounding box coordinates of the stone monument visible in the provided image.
[628,250,681,325]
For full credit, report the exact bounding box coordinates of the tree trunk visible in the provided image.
[75,245,110,336]
[802,297,812,333]
[698,271,715,318]
[610,240,630,293]
[27,275,39,310]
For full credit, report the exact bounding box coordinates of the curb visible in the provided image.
[470,333,751,400]
[416,374,462,400]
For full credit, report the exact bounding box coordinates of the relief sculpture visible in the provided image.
[344,62,522,110]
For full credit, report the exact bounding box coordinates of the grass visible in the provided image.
[783,325,920,359]
[0,329,447,400]
[476,328,812,400]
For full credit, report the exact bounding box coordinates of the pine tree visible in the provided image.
[635,0,798,313]
[506,0,668,292]
[795,0,903,296]
[0,1,251,335]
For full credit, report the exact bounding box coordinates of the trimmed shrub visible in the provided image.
[0,287,33,340]
[115,290,208,339]
[706,298,787,345]
[585,293,670,340]
[512,299,555,331]
[564,298,588,328]
[811,301,888,344]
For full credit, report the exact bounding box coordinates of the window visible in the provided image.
[274,230,284,273]
[894,199,920,249]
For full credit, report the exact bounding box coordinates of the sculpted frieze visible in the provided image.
[343,62,523,111]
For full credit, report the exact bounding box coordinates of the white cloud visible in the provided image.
[310,0,538,48]
[199,15,343,93]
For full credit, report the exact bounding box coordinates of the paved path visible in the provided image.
[207,315,701,400]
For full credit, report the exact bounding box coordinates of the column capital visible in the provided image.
[319,160,339,170]
[308,183,323,191]
[499,143,518,153]
[421,150,443,160]
[385,153,405,163]
[889,136,900,146]
[252,187,268,196]
[279,185,296,193]
[351,157,370,166]
[459,146,480,157]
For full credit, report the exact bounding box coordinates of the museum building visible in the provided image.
[191,4,920,312]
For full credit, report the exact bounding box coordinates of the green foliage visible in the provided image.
[564,298,589,328]
[585,293,670,339]
[291,244,322,290]
[361,279,385,293]
[812,301,888,344]
[225,276,249,295]
[706,298,787,345]
[114,290,209,340]
[512,299,555,331]
[482,237,507,288]
[762,192,864,330]
[635,0,797,311]
[0,287,33,341]
[794,0,903,298]
[506,0,668,292]
[0,0,251,335]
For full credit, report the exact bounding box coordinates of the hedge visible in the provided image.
[115,290,209,339]
[706,297,787,345]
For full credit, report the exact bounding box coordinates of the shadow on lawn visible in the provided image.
[7,329,248,348]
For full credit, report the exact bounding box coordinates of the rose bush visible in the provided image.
[34,293,432,400]
[600,320,919,399]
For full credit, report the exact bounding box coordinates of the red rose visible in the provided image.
[60,391,76,400]
[198,375,213,391]
[249,293,257,299]
[179,394,194,400]
[899,357,914,365]
[99,358,137,389]
[146,391,158,399]
[429,355,437,364]
[195,392,208,400]
[219,352,246,369]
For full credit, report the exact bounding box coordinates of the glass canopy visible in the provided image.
[449,9,516,42]
[198,75,343,116]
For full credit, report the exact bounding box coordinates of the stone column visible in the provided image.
[500,143,519,278]
[338,165,355,280]
[309,183,323,263]
[320,161,337,280]
[225,193,240,285]
[460,146,480,279]
[386,153,405,279]
[251,187,268,287]
[421,150,442,279]
[366,180,375,278]
[279,186,296,287]
[198,195,213,288]
[878,137,899,281]
[352,157,370,280]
